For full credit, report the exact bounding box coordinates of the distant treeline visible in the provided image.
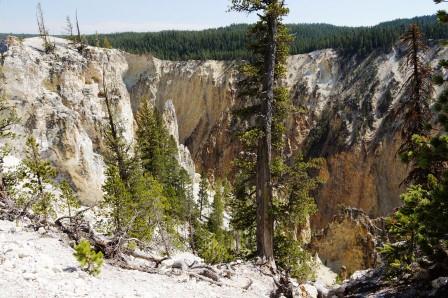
[2,16,447,60]
[86,15,448,60]
[0,33,34,41]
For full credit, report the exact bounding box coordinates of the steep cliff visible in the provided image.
[1,37,134,204]
[0,37,199,204]
[2,36,447,230]
[126,46,448,228]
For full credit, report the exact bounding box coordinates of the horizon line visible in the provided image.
[0,14,436,35]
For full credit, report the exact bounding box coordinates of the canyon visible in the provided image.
[1,36,446,233]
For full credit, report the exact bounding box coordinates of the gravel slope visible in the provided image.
[0,220,286,298]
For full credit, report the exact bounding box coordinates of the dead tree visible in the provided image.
[65,16,74,41]
[75,10,87,52]
[36,3,54,53]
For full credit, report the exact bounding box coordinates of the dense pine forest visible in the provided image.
[2,16,447,60]
[83,15,448,60]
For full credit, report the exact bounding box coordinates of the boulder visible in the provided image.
[432,277,448,289]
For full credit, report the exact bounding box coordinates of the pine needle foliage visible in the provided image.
[59,180,80,220]
[16,136,57,221]
[135,100,195,224]
[381,1,448,276]
[198,173,209,220]
[84,16,448,60]
[229,0,324,277]
[208,181,225,236]
[398,24,434,174]
[0,90,19,193]
[102,37,112,49]
[100,83,166,248]
[230,0,294,263]
[0,94,18,140]
[73,239,104,276]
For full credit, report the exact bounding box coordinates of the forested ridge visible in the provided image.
[1,15,446,60]
[85,15,447,60]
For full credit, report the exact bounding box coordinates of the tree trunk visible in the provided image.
[256,12,277,264]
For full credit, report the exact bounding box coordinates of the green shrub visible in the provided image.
[274,234,316,283]
[380,242,413,277]
[199,235,232,264]
[194,225,233,264]
[73,240,104,276]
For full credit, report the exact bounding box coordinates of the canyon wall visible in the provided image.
[126,46,448,228]
[1,36,447,229]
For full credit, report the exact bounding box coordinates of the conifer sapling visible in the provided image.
[73,239,104,276]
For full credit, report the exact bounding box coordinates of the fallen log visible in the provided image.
[127,250,169,268]
[190,268,220,282]
[109,259,159,275]
[188,272,223,287]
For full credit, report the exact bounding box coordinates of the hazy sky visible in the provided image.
[0,0,445,34]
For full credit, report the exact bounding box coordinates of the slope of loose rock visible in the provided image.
[0,219,311,298]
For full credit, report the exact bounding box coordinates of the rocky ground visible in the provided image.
[0,219,333,298]
[329,268,448,297]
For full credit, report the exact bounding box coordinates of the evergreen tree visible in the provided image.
[198,173,209,220]
[381,0,448,276]
[0,92,19,195]
[230,0,292,264]
[135,100,160,176]
[73,239,104,276]
[0,94,19,139]
[194,179,233,264]
[84,16,448,60]
[135,99,194,222]
[274,154,324,238]
[398,24,433,172]
[100,79,160,249]
[208,180,225,236]
[95,32,100,47]
[134,99,200,252]
[59,180,80,220]
[17,136,57,222]
[102,37,112,49]
[230,1,324,278]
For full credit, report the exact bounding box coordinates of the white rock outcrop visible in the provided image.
[0,37,201,204]
[2,37,136,203]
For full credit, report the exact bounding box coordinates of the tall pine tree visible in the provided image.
[135,99,197,250]
[398,24,433,175]
[230,1,324,279]
[198,173,209,220]
[100,76,162,251]
[381,0,448,276]
[208,180,225,237]
[230,0,292,265]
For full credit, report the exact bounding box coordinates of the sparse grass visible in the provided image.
[42,77,61,92]
[83,65,102,85]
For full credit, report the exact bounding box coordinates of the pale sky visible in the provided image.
[0,0,445,34]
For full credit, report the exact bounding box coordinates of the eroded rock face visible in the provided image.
[0,37,201,205]
[1,37,134,204]
[311,208,387,275]
[126,46,448,229]
[124,54,237,161]
[2,36,448,230]
[161,100,199,183]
